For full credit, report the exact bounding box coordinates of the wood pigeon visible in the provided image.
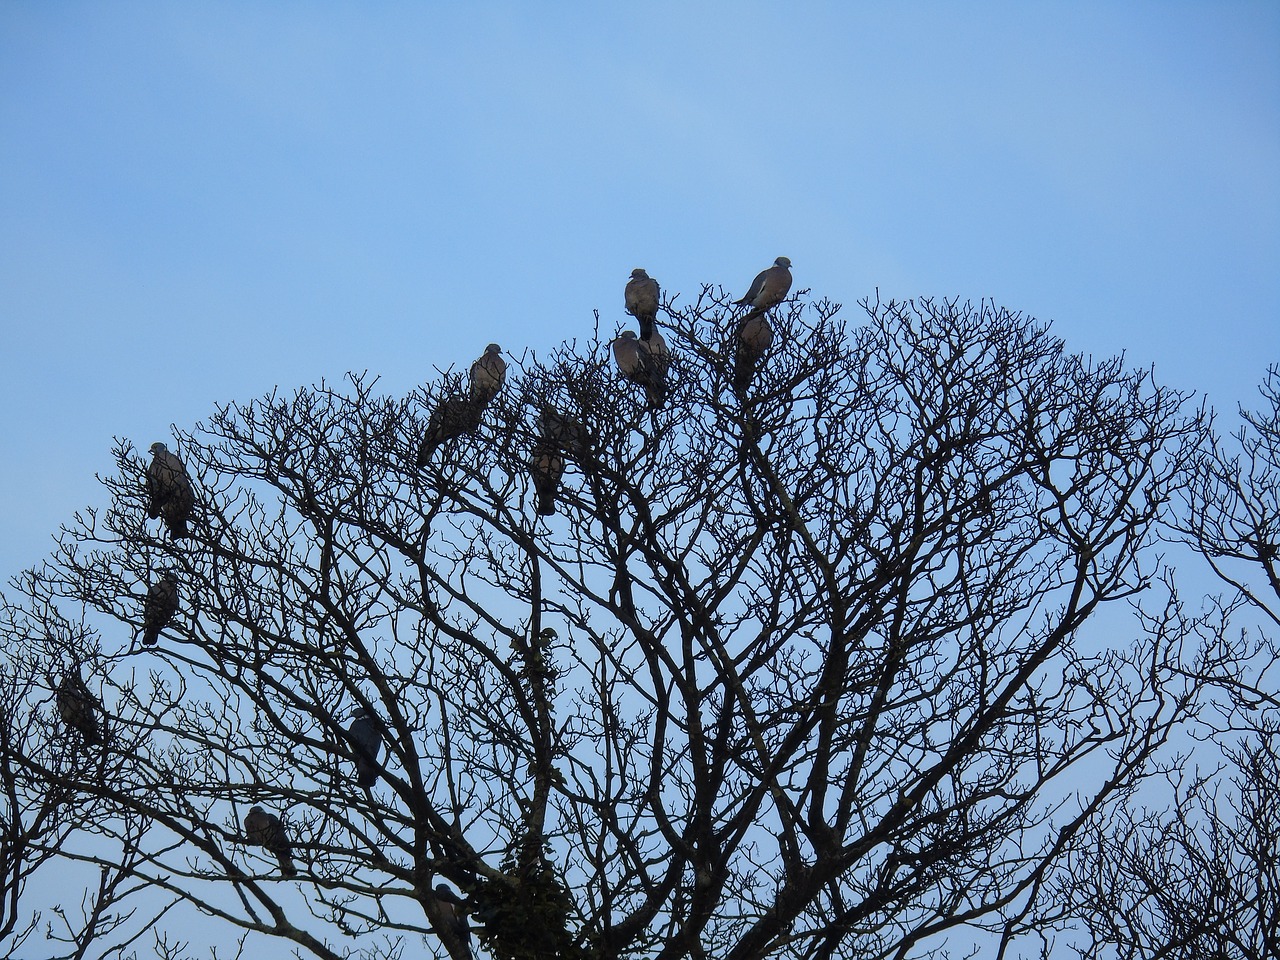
[734,313,774,397]
[418,397,482,465]
[625,268,660,342]
[142,571,180,646]
[244,805,298,878]
[56,671,104,746]
[434,883,472,960]
[146,442,194,540]
[535,407,586,459]
[347,707,385,788]
[734,257,792,312]
[469,344,507,408]
[530,440,566,516]
[612,330,668,408]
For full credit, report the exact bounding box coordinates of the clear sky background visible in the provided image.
[2,1,1278,584]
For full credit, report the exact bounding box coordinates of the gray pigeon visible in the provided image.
[469,344,507,408]
[530,441,566,517]
[347,707,385,788]
[535,407,586,459]
[244,805,297,877]
[734,313,774,397]
[612,330,668,408]
[418,397,482,465]
[625,268,660,342]
[434,884,472,960]
[734,257,792,312]
[142,571,180,646]
[645,330,671,404]
[146,442,194,540]
[56,671,104,746]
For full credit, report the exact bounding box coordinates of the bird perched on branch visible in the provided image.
[56,671,104,746]
[625,268,660,342]
[418,397,482,465]
[347,707,386,788]
[734,313,774,397]
[244,805,297,877]
[433,883,473,959]
[612,330,668,408]
[646,330,671,404]
[530,440,566,517]
[146,442,194,540]
[141,571,179,646]
[469,343,507,408]
[735,256,792,314]
[535,406,586,460]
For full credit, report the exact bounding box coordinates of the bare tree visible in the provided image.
[0,291,1229,959]
[1064,366,1280,960]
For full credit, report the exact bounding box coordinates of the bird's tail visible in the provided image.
[356,759,380,788]
[276,848,298,878]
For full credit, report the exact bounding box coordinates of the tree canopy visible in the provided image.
[1,289,1274,960]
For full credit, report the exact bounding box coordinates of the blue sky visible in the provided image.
[2,1,1278,582]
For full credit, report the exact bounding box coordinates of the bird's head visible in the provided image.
[485,343,502,355]
[149,441,169,456]
[775,256,792,268]
[620,330,638,340]
[630,268,649,279]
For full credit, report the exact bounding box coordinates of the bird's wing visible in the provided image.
[739,268,768,304]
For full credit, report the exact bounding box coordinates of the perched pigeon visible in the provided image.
[734,313,774,397]
[625,268,660,342]
[530,441,566,516]
[734,257,792,312]
[535,407,586,459]
[142,571,180,646]
[418,397,482,465]
[645,330,671,404]
[244,805,297,878]
[146,442,194,540]
[612,331,668,408]
[434,884,472,960]
[56,671,104,746]
[469,344,507,408]
[347,707,386,788]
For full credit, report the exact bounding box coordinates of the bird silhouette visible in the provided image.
[146,442,194,540]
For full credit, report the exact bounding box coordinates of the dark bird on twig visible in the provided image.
[734,313,774,397]
[244,805,297,877]
[646,330,671,406]
[734,256,792,314]
[469,343,507,409]
[56,671,104,746]
[625,268,660,342]
[612,330,669,408]
[530,441,566,517]
[142,571,179,646]
[347,707,386,788]
[146,442,194,540]
[434,883,473,960]
[418,397,482,465]
[535,407,587,459]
